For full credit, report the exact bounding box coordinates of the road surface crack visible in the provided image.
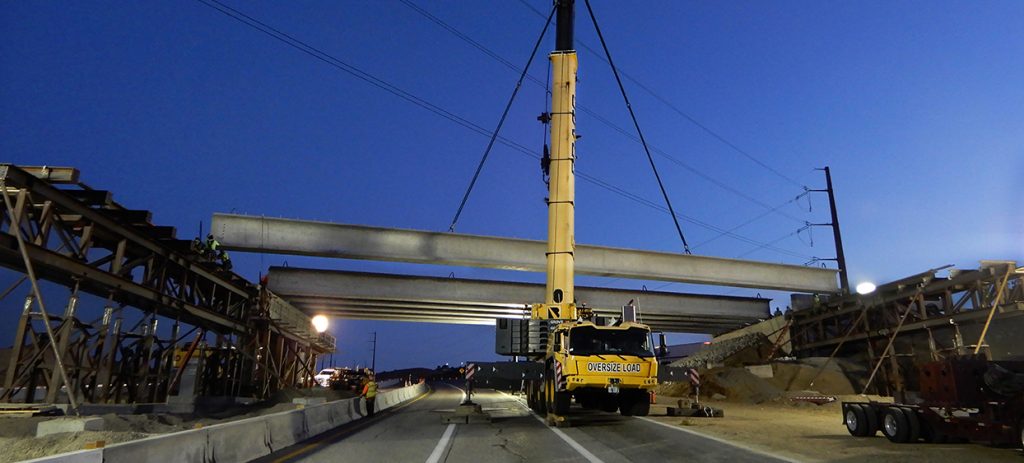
[492,429,526,462]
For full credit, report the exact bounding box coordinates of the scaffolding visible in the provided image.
[0,164,333,408]
[789,261,1023,397]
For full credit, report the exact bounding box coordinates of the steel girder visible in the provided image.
[212,213,839,293]
[267,267,770,334]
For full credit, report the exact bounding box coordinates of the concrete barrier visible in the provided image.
[23,383,428,463]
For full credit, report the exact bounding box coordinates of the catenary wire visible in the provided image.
[399,0,808,225]
[517,0,807,189]
[195,0,812,260]
[447,5,556,232]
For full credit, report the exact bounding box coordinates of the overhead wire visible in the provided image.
[195,0,812,260]
[447,5,556,232]
[582,0,692,254]
[517,0,807,189]
[398,0,808,231]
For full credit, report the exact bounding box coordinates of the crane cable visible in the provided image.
[583,0,692,254]
[196,0,812,260]
[447,5,556,232]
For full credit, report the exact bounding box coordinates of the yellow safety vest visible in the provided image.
[364,381,377,398]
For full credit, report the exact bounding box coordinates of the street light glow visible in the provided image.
[312,315,329,333]
[856,282,877,295]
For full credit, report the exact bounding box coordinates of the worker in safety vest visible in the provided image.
[361,373,378,417]
[219,250,232,271]
[206,234,220,259]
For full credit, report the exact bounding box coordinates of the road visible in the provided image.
[255,383,794,463]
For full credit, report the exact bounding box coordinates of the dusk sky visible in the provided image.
[1,1,1021,371]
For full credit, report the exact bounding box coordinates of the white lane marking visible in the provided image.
[425,423,456,463]
[441,382,468,402]
[636,416,803,463]
[496,390,605,463]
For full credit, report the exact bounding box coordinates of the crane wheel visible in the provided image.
[554,391,571,416]
[600,393,618,413]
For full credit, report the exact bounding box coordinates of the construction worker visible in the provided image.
[219,250,232,271]
[360,373,378,417]
[206,234,220,260]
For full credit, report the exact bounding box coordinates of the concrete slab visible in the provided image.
[36,417,105,437]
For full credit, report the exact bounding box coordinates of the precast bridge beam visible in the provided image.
[213,214,839,293]
[267,267,771,334]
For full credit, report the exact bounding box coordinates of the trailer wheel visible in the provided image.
[862,405,879,437]
[845,404,870,437]
[901,407,921,442]
[1018,417,1023,450]
[882,407,912,443]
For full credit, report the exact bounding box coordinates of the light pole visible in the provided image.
[369,331,377,372]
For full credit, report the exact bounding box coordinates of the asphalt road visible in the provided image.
[255,383,794,463]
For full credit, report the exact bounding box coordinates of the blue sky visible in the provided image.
[1,1,1021,371]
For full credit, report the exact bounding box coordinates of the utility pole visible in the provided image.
[369,331,377,371]
[808,166,850,294]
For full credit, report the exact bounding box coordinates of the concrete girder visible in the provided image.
[267,267,770,334]
[213,213,839,293]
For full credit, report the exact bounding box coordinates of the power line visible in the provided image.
[447,5,555,232]
[582,0,692,254]
[517,0,807,188]
[195,0,812,260]
[691,192,806,250]
[401,0,806,225]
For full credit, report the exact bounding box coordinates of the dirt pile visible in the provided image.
[0,431,146,463]
[658,357,857,404]
[670,333,771,369]
[768,359,856,395]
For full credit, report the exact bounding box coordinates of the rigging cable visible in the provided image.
[583,0,692,254]
[195,0,812,260]
[403,0,807,224]
[447,5,556,232]
[518,0,806,189]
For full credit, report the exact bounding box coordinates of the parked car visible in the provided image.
[330,368,368,391]
[314,368,338,387]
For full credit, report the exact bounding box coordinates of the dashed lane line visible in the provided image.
[425,423,457,463]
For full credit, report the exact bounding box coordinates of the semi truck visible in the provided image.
[476,0,660,424]
[842,355,1024,449]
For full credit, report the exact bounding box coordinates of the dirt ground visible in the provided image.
[0,387,358,462]
[650,394,1022,462]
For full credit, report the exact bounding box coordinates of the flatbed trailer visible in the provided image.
[842,355,1024,449]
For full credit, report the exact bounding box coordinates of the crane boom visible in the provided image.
[538,0,579,322]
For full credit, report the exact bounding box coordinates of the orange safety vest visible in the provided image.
[362,381,378,398]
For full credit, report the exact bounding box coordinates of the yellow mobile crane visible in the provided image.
[511,0,659,422]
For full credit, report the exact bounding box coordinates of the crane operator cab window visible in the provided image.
[568,327,654,358]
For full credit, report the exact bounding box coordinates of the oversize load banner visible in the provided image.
[586,362,642,373]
